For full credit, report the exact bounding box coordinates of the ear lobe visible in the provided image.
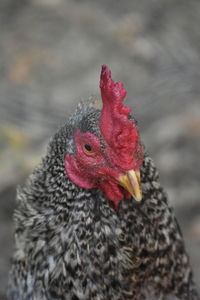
[64,154,95,189]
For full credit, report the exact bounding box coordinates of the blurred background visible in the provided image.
[0,0,200,296]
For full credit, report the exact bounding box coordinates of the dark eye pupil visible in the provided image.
[84,144,92,151]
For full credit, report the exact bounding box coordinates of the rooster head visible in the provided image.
[64,65,144,209]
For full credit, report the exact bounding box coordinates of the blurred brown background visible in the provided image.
[0,0,200,296]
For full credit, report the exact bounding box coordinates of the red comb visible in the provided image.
[99,65,142,170]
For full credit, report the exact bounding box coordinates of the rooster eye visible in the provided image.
[84,144,92,151]
[83,144,93,154]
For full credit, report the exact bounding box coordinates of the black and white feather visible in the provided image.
[7,101,199,300]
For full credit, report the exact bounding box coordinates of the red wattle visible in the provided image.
[99,180,124,210]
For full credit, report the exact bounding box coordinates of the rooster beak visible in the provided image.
[117,170,142,201]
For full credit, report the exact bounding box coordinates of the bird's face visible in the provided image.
[64,66,144,209]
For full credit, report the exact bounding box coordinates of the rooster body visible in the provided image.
[8,66,199,300]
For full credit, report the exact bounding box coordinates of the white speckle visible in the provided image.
[35,239,45,253]
[27,272,34,294]
[86,217,92,225]
[64,251,70,263]
[115,228,122,235]
[183,268,190,283]
[152,181,160,189]
[15,249,25,260]
[66,191,72,199]
[62,262,67,277]
[48,256,56,272]
[76,251,81,265]
[104,225,111,235]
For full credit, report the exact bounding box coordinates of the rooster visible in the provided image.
[7,65,199,300]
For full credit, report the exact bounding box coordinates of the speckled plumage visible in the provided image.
[7,100,199,300]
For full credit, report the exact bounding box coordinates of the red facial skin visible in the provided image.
[64,130,142,210]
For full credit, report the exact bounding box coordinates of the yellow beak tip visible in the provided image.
[134,193,142,202]
[117,170,142,202]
